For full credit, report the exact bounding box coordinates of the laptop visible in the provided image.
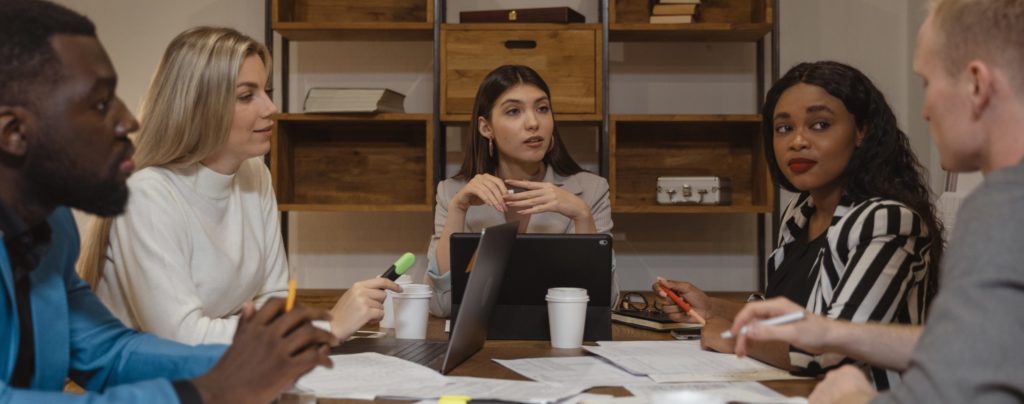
[330,221,516,374]
[450,233,614,341]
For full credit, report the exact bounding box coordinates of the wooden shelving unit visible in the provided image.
[266,0,780,277]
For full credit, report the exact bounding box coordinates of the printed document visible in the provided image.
[382,376,584,404]
[585,341,806,382]
[295,353,447,400]
[494,356,656,388]
[626,381,808,403]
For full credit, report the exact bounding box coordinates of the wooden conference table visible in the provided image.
[296,290,818,403]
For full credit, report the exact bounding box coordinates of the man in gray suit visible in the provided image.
[727,0,1024,403]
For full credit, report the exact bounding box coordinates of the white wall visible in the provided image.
[57,0,952,293]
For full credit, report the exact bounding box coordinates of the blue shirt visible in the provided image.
[1,207,225,403]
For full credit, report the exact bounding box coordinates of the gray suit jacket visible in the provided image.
[425,166,614,317]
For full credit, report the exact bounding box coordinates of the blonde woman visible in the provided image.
[79,27,398,345]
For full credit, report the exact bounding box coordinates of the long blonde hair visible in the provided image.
[77,27,270,286]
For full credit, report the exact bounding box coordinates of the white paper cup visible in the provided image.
[546,287,589,348]
[381,275,413,329]
[393,283,432,339]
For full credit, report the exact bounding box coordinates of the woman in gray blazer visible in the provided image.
[425,65,613,317]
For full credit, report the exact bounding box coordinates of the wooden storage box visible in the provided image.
[270,114,433,211]
[610,115,771,213]
[441,24,603,121]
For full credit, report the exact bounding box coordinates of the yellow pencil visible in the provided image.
[285,279,297,312]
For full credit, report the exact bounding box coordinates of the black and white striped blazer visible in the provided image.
[768,193,933,390]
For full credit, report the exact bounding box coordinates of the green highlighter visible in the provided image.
[381,252,415,281]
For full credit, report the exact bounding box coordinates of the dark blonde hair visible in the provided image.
[78,27,270,286]
[930,0,1024,90]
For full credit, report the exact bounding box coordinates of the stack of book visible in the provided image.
[649,0,700,24]
[303,88,406,114]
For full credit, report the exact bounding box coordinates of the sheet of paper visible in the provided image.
[295,352,448,400]
[381,376,584,404]
[564,393,618,404]
[585,341,806,382]
[626,381,808,404]
[494,356,656,388]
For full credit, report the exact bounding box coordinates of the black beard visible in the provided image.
[25,141,129,217]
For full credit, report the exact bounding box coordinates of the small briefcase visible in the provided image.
[459,7,586,24]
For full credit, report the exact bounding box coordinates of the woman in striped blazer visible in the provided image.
[654,61,944,390]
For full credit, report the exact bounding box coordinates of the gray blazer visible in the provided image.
[425,166,615,317]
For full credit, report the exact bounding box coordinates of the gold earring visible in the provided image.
[488,138,494,157]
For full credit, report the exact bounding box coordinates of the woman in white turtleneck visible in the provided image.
[78,27,396,345]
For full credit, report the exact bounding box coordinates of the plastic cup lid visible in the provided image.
[395,283,432,298]
[546,287,588,299]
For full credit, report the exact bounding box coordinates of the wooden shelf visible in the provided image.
[441,114,603,124]
[273,22,433,41]
[278,203,432,212]
[442,23,603,31]
[609,115,772,214]
[610,23,772,42]
[271,113,434,212]
[612,204,771,214]
[272,0,433,41]
[610,0,771,42]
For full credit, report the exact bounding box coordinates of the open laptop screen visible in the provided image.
[450,233,613,341]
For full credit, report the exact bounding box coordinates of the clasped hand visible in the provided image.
[452,174,589,220]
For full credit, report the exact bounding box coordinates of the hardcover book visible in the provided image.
[652,4,699,16]
[460,6,585,23]
[612,309,704,331]
[303,88,405,114]
[649,14,695,24]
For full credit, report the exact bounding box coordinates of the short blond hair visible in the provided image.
[929,0,1024,89]
[78,26,270,286]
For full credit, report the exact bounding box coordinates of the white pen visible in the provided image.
[721,310,806,339]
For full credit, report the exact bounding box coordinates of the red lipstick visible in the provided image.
[787,158,817,174]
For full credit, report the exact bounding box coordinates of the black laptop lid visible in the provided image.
[450,233,613,340]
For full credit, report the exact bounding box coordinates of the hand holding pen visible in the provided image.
[729,297,829,358]
[653,276,708,325]
[322,253,412,341]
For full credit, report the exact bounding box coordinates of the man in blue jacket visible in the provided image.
[0,0,336,402]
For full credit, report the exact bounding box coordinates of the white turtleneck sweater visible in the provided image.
[95,157,288,345]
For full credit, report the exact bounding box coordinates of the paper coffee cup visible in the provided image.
[393,283,432,339]
[546,287,589,348]
[381,275,413,329]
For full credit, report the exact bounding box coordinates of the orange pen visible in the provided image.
[285,279,297,312]
[658,284,706,325]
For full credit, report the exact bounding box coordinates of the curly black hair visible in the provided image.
[0,0,96,108]
[762,61,944,306]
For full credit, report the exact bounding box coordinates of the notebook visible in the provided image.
[331,221,517,374]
